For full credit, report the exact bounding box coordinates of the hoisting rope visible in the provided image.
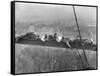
[72,5,90,69]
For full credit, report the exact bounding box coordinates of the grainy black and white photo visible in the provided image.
[13,1,97,74]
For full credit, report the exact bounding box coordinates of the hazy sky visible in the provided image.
[15,2,96,26]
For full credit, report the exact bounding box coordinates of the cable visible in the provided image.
[72,5,90,69]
